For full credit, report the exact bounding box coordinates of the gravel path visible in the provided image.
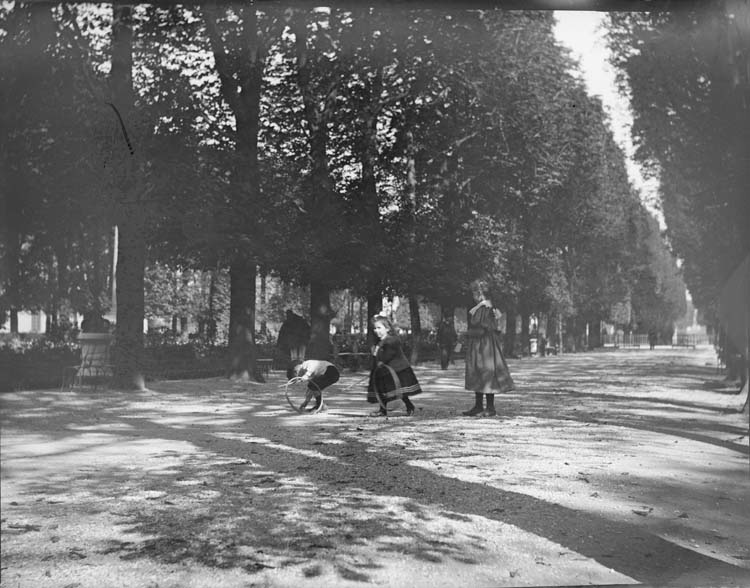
[1,346,748,587]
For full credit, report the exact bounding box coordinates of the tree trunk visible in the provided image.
[205,269,217,344]
[228,260,261,381]
[113,208,146,389]
[359,298,365,335]
[45,309,54,334]
[343,292,353,335]
[564,316,583,352]
[520,312,530,356]
[367,290,382,346]
[588,320,601,349]
[204,4,264,380]
[54,239,70,316]
[3,209,22,335]
[259,268,267,336]
[110,3,146,390]
[309,281,331,360]
[359,67,385,350]
[408,294,422,365]
[547,312,558,352]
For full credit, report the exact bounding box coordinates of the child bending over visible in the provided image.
[294,359,340,412]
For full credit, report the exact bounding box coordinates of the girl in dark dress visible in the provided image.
[463,281,515,417]
[367,316,422,417]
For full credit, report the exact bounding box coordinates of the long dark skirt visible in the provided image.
[367,364,422,405]
[465,330,515,394]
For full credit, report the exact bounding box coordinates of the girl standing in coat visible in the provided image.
[463,281,515,417]
[367,315,422,417]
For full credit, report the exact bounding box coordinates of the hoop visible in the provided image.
[368,366,396,412]
[284,376,323,414]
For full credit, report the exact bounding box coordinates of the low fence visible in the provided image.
[671,333,705,348]
[601,332,712,349]
[601,333,649,348]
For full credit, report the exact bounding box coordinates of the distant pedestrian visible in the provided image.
[437,316,458,370]
[277,310,311,379]
[463,280,515,417]
[648,329,658,350]
[367,315,422,417]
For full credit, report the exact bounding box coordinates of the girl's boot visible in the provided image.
[483,394,496,417]
[308,391,323,412]
[370,394,387,417]
[462,393,484,416]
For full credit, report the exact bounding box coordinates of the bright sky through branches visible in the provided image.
[553,11,664,229]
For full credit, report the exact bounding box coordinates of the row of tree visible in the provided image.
[1,3,687,387]
[607,1,749,369]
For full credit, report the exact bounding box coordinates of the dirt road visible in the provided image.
[1,346,748,587]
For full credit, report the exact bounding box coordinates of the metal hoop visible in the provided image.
[284,376,323,414]
[371,364,401,412]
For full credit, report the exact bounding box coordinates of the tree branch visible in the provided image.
[202,4,242,115]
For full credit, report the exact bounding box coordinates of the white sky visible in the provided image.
[552,11,664,228]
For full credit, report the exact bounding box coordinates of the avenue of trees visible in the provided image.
[607,0,749,369]
[1,3,690,388]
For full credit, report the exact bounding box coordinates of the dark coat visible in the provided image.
[372,335,411,372]
[277,313,310,350]
[465,305,515,394]
[437,320,457,348]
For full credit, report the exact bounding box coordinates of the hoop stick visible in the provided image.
[339,374,370,392]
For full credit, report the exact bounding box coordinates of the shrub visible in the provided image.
[0,336,79,392]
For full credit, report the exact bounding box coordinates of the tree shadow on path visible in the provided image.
[3,348,749,587]
[9,403,749,587]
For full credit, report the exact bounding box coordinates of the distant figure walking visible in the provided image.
[648,329,658,350]
[463,280,515,417]
[277,310,311,379]
[367,315,422,417]
[437,316,458,370]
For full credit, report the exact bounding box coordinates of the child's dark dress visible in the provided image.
[465,306,515,395]
[367,335,422,406]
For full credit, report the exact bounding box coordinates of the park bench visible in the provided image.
[143,359,225,381]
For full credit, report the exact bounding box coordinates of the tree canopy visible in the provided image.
[1,3,690,380]
[607,2,749,325]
